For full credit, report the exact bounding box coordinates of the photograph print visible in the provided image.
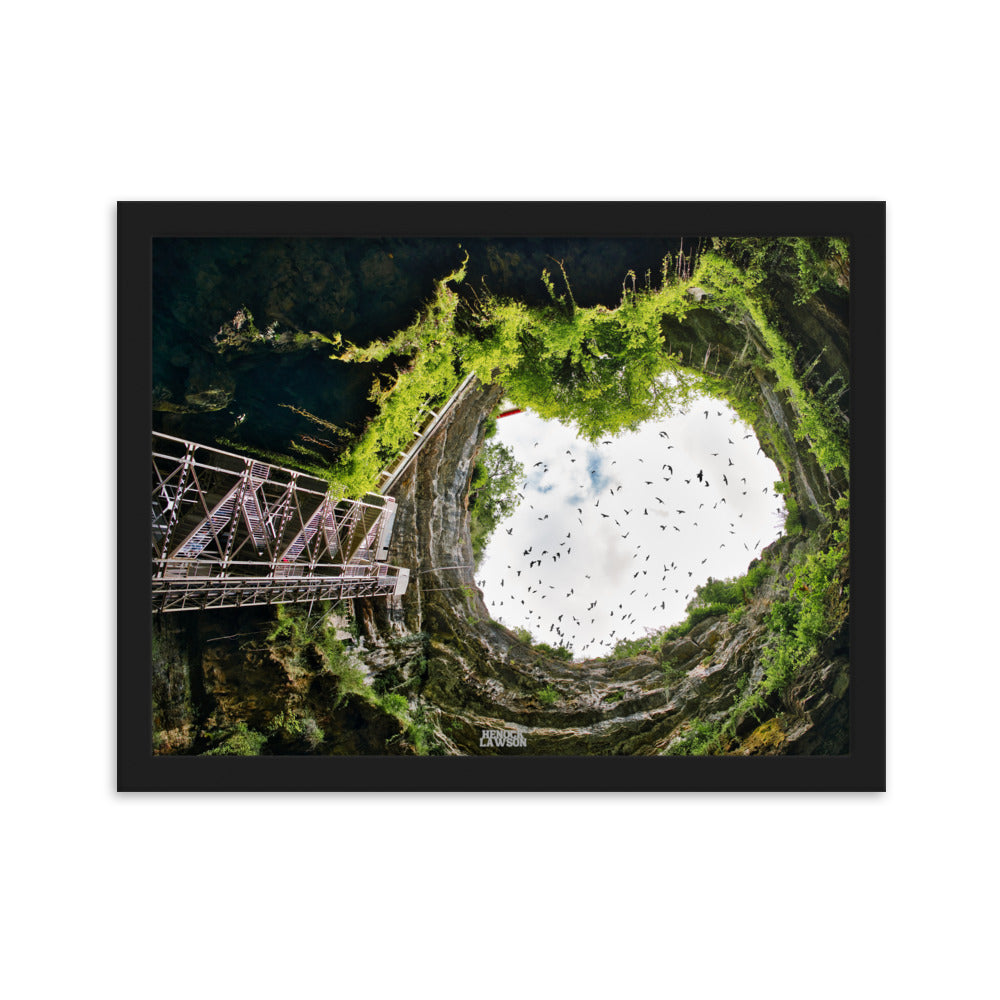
[129,202,881,789]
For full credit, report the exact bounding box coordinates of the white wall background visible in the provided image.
[3,3,994,998]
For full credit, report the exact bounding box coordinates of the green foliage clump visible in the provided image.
[510,626,572,662]
[663,718,723,756]
[728,504,850,744]
[253,236,849,504]
[691,560,773,611]
[265,605,451,756]
[611,633,659,658]
[774,480,803,534]
[471,266,701,442]
[266,603,369,701]
[312,262,468,495]
[378,693,410,719]
[327,250,706,491]
[406,703,448,755]
[202,722,268,757]
[469,440,526,563]
[728,605,747,624]
[533,642,572,661]
[658,558,773,643]
[537,686,561,705]
[660,603,735,641]
[267,711,325,750]
[694,246,849,473]
[213,306,284,351]
[760,511,849,692]
[710,237,849,303]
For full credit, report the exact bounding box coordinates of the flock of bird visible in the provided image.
[476,405,786,659]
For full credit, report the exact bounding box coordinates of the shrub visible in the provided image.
[663,718,723,756]
[379,693,410,719]
[533,642,572,661]
[611,634,657,658]
[537,686,560,705]
[202,722,267,757]
[469,440,526,564]
[299,716,325,750]
[660,602,734,641]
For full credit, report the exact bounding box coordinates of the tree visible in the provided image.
[469,441,525,562]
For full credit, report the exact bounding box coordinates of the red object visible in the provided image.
[497,408,523,419]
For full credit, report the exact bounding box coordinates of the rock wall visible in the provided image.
[354,284,850,755]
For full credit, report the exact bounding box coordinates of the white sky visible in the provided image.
[476,387,785,659]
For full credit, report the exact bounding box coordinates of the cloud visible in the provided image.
[477,396,784,657]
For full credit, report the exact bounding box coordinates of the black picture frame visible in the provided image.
[119,201,884,792]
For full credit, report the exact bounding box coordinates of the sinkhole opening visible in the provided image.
[473,390,788,660]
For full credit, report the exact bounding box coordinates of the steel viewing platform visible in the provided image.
[152,432,410,612]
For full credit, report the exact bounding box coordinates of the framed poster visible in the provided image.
[119,202,884,791]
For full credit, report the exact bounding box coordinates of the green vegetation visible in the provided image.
[257,603,444,754]
[610,632,661,659]
[510,625,572,660]
[774,480,802,534]
[202,722,268,757]
[533,642,573,661]
[313,249,701,495]
[710,236,849,304]
[471,261,703,441]
[756,498,850,705]
[654,558,776,646]
[663,718,724,756]
[266,711,325,750]
[469,439,525,563]
[537,686,561,705]
[267,601,366,700]
[695,246,849,473]
[405,703,446,755]
[233,238,849,509]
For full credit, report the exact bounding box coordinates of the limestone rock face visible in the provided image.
[353,285,851,756]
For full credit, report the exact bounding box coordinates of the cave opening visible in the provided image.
[474,387,786,660]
